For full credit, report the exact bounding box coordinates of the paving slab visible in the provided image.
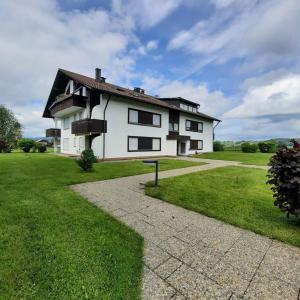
[71,158,300,299]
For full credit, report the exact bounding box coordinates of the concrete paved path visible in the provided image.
[71,159,299,300]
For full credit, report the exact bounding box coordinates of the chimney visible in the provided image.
[134,87,145,94]
[95,68,106,83]
[95,68,101,81]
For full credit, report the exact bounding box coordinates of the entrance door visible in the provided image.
[180,142,186,154]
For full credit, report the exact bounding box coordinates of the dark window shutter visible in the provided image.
[190,140,198,150]
[138,137,153,150]
[138,111,153,125]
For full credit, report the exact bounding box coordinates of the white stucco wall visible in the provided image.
[58,88,214,158]
[179,112,214,155]
[91,95,176,159]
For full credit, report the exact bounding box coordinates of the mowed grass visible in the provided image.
[146,166,300,247]
[0,153,202,299]
[194,151,273,166]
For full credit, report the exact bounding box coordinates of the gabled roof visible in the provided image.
[159,97,200,107]
[43,69,220,121]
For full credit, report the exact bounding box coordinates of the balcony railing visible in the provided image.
[166,131,190,141]
[46,128,61,138]
[71,119,107,135]
[49,94,86,117]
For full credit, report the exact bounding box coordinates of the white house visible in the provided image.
[43,68,220,160]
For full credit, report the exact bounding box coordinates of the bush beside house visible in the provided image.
[18,139,35,153]
[76,149,97,171]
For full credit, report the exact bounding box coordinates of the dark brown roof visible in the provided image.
[159,97,200,107]
[43,68,220,121]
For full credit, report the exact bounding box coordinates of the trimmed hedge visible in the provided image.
[258,141,277,153]
[241,142,258,153]
[213,141,224,151]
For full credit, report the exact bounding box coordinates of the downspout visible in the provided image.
[102,94,111,160]
[213,120,221,141]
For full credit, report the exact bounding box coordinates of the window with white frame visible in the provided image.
[128,108,161,127]
[190,139,203,150]
[73,137,76,147]
[128,136,161,152]
[186,119,203,132]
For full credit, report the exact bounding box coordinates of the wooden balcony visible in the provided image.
[45,128,61,138]
[166,131,190,141]
[49,94,86,117]
[71,119,107,135]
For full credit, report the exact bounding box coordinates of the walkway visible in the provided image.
[71,159,299,299]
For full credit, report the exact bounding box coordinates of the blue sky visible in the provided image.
[0,0,300,140]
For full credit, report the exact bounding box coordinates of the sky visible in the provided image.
[0,0,300,140]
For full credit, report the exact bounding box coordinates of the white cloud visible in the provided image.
[112,0,182,29]
[0,0,140,136]
[142,76,232,117]
[168,0,300,70]
[146,40,158,50]
[224,73,300,118]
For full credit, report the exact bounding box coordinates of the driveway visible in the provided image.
[71,159,299,299]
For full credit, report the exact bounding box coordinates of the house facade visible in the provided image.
[43,68,220,159]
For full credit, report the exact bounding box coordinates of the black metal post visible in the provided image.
[143,160,159,186]
[155,160,158,186]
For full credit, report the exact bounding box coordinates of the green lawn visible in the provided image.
[194,151,273,165]
[0,153,202,299]
[146,166,300,248]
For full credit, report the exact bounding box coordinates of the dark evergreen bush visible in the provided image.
[18,139,35,153]
[267,140,300,222]
[37,143,47,153]
[258,141,276,153]
[213,141,224,151]
[241,142,258,153]
[76,149,97,171]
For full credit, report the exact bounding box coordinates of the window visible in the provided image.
[63,117,70,130]
[73,137,76,147]
[192,107,197,112]
[128,136,161,152]
[128,108,161,127]
[186,119,203,132]
[129,109,138,123]
[190,140,203,150]
[63,138,69,151]
[169,122,179,132]
[78,111,83,120]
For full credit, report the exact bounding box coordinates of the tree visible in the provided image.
[0,105,21,149]
[267,140,300,222]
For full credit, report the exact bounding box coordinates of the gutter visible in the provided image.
[102,94,111,160]
[213,120,221,141]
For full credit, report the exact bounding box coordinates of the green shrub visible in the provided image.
[18,139,35,153]
[213,141,224,151]
[36,143,47,153]
[267,140,300,222]
[258,141,277,153]
[76,149,97,171]
[241,142,258,153]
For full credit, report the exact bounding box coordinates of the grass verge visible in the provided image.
[194,151,273,166]
[0,153,202,298]
[146,166,300,247]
